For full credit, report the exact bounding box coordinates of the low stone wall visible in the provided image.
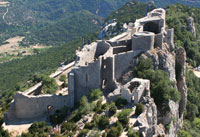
[5,92,73,122]
[121,78,150,104]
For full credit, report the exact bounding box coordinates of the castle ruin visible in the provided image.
[5,8,175,123]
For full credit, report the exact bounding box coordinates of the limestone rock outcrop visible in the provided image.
[176,47,187,119]
[187,16,196,37]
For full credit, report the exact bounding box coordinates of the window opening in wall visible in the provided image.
[86,74,88,82]
[143,21,160,34]
[102,79,107,89]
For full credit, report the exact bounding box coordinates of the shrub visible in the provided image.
[117,109,132,127]
[89,89,103,101]
[135,103,144,116]
[78,129,89,137]
[61,122,77,133]
[109,104,117,116]
[98,115,110,129]
[59,75,67,82]
[84,122,95,129]
[94,100,103,113]
[127,129,139,137]
[50,107,68,125]
[27,121,51,136]
[107,127,119,137]
[80,96,88,107]
[41,75,58,94]
[115,97,128,108]
[116,121,123,135]
[178,130,192,137]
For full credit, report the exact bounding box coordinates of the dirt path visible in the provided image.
[3,7,8,21]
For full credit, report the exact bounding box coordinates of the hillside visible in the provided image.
[1,0,200,46]
[0,0,130,46]
[138,0,200,7]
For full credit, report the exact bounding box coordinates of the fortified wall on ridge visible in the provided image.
[5,8,175,122]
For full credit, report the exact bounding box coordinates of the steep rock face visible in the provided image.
[176,48,187,119]
[139,44,187,136]
[144,44,176,82]
[187,17,196,37]
[133,89,165,137]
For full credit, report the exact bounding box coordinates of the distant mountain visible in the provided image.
[138,0,200,7]
[0,0,130,46]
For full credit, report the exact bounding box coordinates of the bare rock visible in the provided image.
[187,17,196,37]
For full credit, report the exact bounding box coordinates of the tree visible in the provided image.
[115,97,127,108]
[127,129,139,137]
[42,75,59,94]
[117,109,132,127]
[98,115,109,129]
[80,96,88,107]
[61,122,77,133]
[59,74,68,87]
[89,89,103,101]
[135,103,144,116]
[178,130,192,137]
[78,129,89,137]
[107,127,119,137]
[109,104,117,116]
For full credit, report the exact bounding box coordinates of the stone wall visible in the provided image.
[121,78,150,104]
[6,92,73,121]
[114,50,142,81]
[72,58,102,102]
[132,32,155,51]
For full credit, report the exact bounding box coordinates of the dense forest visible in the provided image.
[0,0,130,46]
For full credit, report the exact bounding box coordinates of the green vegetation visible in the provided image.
[179,70,200,136]
[107,122,123,137]
[109,103,117,116]
[106,1,151,24]
[89,89,103,101]
[0,117,9,137]
[115,96,128,109]
[135,103,144,116]
[117,109,132,127]
[166,4,200,67]
[61,122,77,135]
[50,107,68,125]
[59,75,67,82]
[98,115,110,129]
[134,58,181,109]
[0,0,131,46]
[127,128,139,137]
[78,129,89,137]
[21,121,51,137]
[41,75,58,94]
[59,74,67,88]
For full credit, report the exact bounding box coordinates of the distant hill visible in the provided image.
[0,0,130,46]
[138,0,200,7]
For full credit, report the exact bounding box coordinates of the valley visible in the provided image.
[0,36,49,63]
